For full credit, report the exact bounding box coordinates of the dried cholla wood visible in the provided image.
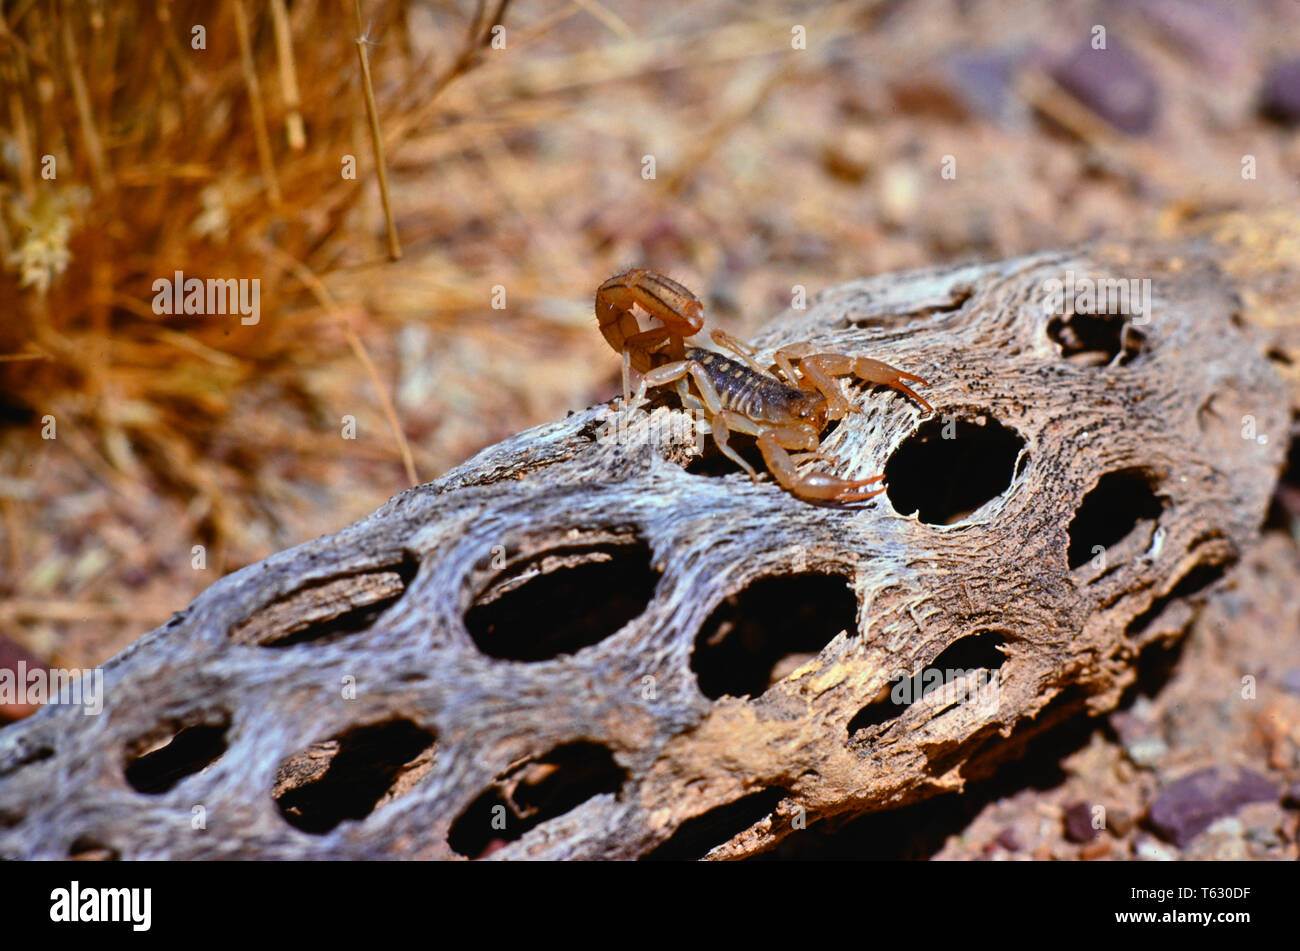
[0,221,1295,860]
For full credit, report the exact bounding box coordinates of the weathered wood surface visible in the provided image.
[1,214,1295,859]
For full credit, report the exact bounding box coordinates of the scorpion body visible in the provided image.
[594,268,932,502]
[684,346,827,431]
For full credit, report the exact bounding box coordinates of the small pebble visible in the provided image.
[1109,699,1156,745]
[1206,815,1242,837]
[1239,803,1285,847]
[1133,834,1175,861]
[994,826,1022,852]
[820,127,878,184]
[1080,838,1112,860]
[1063,801,1099,842]
[878,164,921,226]
[1261,58,1300,126]
[1183,817,1248,860]
[1128,0,1244,77]
[948,51,1020,123]
[1108,808,1134,837]
[1146,767,1277,847]
[1050,39,1160,135]
[1283,782,1300,809]
[1125,736,1169,768]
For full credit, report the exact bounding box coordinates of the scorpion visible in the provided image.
[595,268,933,503]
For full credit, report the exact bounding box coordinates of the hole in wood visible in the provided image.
[465,539,660,661]
[68,836,120,861]
[1263,417,1300,534]
[1066,468,1164,570]
[124,714,231,795]
[685,418,845,483]
[1047,308,1143,366]
[692,572,858,699]
[685,433,766,480]
[778,688,1094,859]
[229,558,418,648]
[447,741,626,858]
[273,718,437,835]
[884,415,1025,524]
[921,722,1004,777]
[848,631,1008,735]
[1124,633,1190,701]
[642,787,789,860]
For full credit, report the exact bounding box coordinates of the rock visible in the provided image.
[1133,834,1176,860]
[884,49,1023,125]
[1111,698,1156,737]
[1146,767,1278,847]
[1108,808,1134,837]
[1111,700,1167,767]
[947,50,1021,123]
[1182,816,1247,860]
[1064,801,1099,842]
[1080,838,1112,860]
[1239,802,1287,850]
[820,127,878,184]
[1283,782,1300,809]
[1125,736,1170,768]
[1127,0,1245,77]
[994,826,1022,852]
[1049,39,1160,135]
[1261,58,1300,126]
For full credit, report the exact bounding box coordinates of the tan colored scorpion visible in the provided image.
[595,268,933,503]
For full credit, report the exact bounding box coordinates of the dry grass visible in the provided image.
[0,0,435,554]
[0,0,1297,669]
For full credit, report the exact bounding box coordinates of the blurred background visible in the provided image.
[1,0,1297,690]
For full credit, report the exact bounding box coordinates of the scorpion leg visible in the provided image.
[617,325,677,404]
[756,429,887,502]
[641,359,760,479]
[722,417,883,501]
[779,346,933,414]
[715,331,810,389]
[707,411,765,481]
[774,347,858,419]
[844,355,932,414]
[732,420,886,501]
[770,347,816,390]
[709,329,777,379]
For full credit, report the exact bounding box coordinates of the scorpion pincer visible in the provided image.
[594,268,933,503]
